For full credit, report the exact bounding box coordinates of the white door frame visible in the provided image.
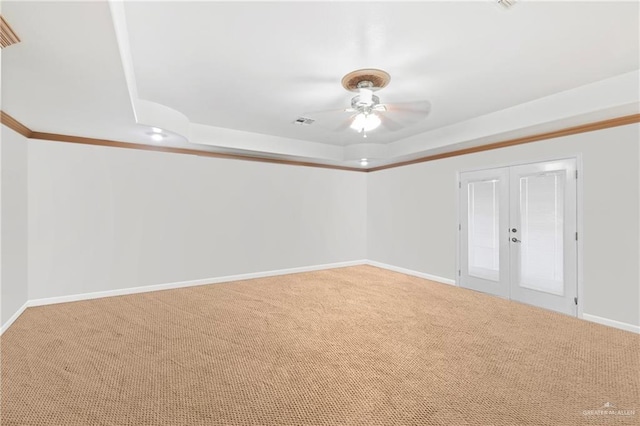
[455,155,583,318]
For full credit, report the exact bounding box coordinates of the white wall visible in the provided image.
[1,126,29,326]
[13,123,640,332]
[28,140,366,299]
[367,123,640,327]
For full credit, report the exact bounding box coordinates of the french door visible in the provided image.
[459,159,577,316]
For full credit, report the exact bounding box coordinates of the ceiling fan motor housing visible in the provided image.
[352,94,380,110]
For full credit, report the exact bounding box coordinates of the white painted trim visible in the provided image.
[457,155,583,316]
[575,154,584,319]
[366,261,638,335]
[0,301,29,335]
[4,260,637,337]
[27,260,367,308]
[366,260,456,286]
[456,154,583,174]
[582,314,640,334]
[455,170,461,287]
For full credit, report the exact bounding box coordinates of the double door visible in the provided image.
[459,159,577,316]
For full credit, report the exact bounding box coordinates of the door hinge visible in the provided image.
[575,232,578,241]
[574,297,578,305]
[575,170,578,179]
[458,269,461,276]
[459,181,461,189]
[459,224,461,231]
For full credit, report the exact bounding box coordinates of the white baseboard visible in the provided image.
[0,301,29,335]
[582,313,640,334]
[366,262,639,335]
[5,260,638,337]
[365,260,456,286]
[27,260,368,308]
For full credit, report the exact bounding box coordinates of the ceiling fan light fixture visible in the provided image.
[350,112,381,133]
[350,114,365,132]
[304,68,429,137]
[365,113,381,131]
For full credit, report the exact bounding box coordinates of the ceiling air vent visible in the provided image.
[0,15,21,49]
[293,117,315,126]
[496,0,516,9]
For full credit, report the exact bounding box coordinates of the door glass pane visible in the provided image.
[519,172,564,295]
[468,180,500,281]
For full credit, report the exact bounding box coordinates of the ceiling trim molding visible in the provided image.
[0,111,361,171]
[0,111,32,138]
[367,113,640,172]
[2,111,639,173]
[27,131,364,172]
[0,15,21,49]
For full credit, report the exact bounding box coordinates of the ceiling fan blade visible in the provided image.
[379,114,403,132]
[333,113,358,132]
[385,100,431,115]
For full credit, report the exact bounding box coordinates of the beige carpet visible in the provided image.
[1,265,638,425]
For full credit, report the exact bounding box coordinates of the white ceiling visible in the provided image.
[2,1,639,168]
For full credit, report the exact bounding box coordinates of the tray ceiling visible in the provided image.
[1,1,639,168]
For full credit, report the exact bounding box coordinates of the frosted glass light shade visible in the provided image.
[350,113,381,132]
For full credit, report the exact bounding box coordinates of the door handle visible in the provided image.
[511,237,521,243]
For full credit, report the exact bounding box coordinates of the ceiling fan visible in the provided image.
[305,68,431,137]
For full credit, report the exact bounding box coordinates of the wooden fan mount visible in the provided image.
[341,69,391,92]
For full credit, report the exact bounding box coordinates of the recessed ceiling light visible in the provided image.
[360,158,369,167]
[146,129,167,142]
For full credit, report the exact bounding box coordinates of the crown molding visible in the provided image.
[28,131,363,172]
[2,111,639,173]
[0,15,21,49]
[367,113,640,172]
[0,111,362,172]
[0,111,32,138]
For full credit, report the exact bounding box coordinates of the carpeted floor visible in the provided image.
[1,265,638,425]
